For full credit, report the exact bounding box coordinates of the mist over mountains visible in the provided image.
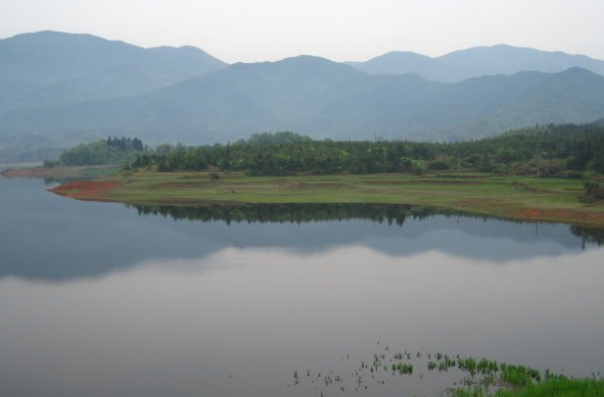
[347,45,604,82]
[0,31,226,114]
[1,31,604,160]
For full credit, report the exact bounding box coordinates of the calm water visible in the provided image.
[1,169,603,397]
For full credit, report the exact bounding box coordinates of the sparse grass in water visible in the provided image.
[290,347,603,397]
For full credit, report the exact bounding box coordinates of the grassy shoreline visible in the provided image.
[46,171,604,227]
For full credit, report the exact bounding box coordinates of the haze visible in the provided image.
[1,0,603,63]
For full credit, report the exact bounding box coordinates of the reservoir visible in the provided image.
[1,169,603,397]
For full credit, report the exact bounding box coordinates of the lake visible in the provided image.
[1,168,603,397]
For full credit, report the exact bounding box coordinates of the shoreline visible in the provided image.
[45,171,604,228]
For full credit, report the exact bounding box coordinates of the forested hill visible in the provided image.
[128,125,604,177]
[54,137,144,166]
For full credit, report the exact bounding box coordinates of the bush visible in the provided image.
[536,159,566,177]
[411,160,428,175]
[512,163,535,176]
[583,179,604,202]
[558,170,583,179]
[429,158,453,171]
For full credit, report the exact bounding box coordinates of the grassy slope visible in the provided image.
[49,171,604,227]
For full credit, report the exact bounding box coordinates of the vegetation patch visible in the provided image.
[289,345,604,397]
[51,137,145,167]
[126,125,604,178]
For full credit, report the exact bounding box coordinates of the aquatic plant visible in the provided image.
[290,347,602,397]
[394,363,414,375]
[500,363,541,387]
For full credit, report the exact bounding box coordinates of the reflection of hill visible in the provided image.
[131,202,604,246]
[1,177,602,283]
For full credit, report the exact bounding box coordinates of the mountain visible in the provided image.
[349,45,604,82]
[2,56,604,151]
[0,31,227,114]
[346,51,457,81]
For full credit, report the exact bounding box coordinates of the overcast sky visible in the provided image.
[1,0,603,63]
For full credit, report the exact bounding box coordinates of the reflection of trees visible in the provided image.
[128,203,428,226]
[127,203,604,245]
[44,178,62,186]
[128,202,485,226]
[570,226,604,246]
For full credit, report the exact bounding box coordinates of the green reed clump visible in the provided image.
[435,355,457,372]
[477,358,499,375]
[459,357,478,376]
[393,363,413,375]
[500,364,541,387]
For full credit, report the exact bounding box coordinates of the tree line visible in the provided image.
[47,137,145,166]
[128,124,604,177]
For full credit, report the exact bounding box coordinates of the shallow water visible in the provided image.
[1,173,603,397]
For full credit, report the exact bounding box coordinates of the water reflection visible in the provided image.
[0,176,603,282]
[132,202,604,245]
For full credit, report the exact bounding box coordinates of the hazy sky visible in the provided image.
[1,0,603,63]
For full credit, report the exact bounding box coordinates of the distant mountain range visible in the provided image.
[347,45,604,82]
[2,56,604,148]
[1,32,604,159]
[0,31,227,115]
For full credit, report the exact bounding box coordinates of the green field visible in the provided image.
[50,171,604,227]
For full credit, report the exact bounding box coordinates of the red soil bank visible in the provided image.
[49,180,119,199]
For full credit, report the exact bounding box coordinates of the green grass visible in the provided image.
[52,171,604,227]
[443,357,603,397]
[450,377,604,397]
